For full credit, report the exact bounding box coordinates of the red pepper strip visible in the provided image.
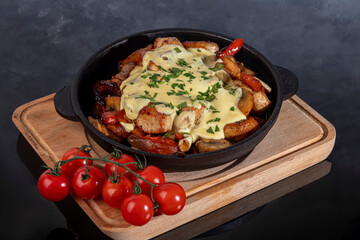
[174,132,184,140]
[217,39,244,59]
[101,112,118,125]
[240,72,265,93]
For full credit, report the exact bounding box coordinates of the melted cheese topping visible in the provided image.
[120,44,246,140]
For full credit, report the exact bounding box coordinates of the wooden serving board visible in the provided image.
[12,94,335,240]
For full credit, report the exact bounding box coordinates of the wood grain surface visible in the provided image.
[12,94,335,239]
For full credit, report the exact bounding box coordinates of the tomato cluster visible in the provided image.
[37,147,186,226]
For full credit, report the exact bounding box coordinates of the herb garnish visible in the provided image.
[207,118,221,124]
[206,127,215,134]
[147,73,161,88]
[176,102,188,115]
[174,47,182,53]
[209,64,224,72]
[189,87,216,103]
[136,91,158,102]
[166,67,185,79]
[209,105,220,113]
[167,89,189,96]
[157,65,167,72]
[176,59,190,68]
[141,73,150,78]
[230,106,235,111]
[211,82,222,94]
[200,71,209,80]
[161,131,175,139]
[150,102,163,107]
[229,87,237,95]
[184,72,195,79]
[180,132,191,135]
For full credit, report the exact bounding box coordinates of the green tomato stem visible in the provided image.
[60,153,158,188]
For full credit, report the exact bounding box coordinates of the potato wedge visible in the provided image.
[224,116,260,142]
[237,88,254,116]
[252,91,271,115]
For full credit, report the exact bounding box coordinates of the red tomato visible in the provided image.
[121,194,154,226]
[104,154,137,179]
[38,169,70,202]
[132,165,165,196]
[72,166,105,199]
[153,182,186,215]
[102,176,134,209]
[61,148,93,178]
[102,112,118,125]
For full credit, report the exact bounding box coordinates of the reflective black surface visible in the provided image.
[2,1,360,239]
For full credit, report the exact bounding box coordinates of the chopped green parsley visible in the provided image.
[209,64,224,72]
[206,127,215,134]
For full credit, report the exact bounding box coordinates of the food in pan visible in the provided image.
[89,37,272,155]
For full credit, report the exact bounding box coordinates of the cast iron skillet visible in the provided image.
[54,28,298,171]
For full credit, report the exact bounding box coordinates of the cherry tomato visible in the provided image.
[102,112,118,125]
[121,194,154,226]
[102,176,134,209]
[104,154,137,179]
[153,182,186,215]
[61,148,93,178]
[72,166,105,199]
[38,169,70,202]
[132,165,165,196]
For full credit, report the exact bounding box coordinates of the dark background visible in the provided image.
[1,0,359,239]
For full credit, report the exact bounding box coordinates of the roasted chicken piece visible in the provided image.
[119,44,153,67]
[154,37,183,48]
[183,41,219,53]
[180,105,205,124]
[115,62,137,81]
[134,105,173,134]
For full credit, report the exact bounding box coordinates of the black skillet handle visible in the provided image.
[275,65,299,100]
[54,85,79,121]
